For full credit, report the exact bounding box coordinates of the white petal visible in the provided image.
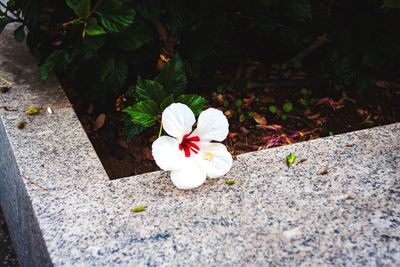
[190,108,229,142]
[198,142,232,178]
[162,103,195,139]
[152,136,185,171]
[170,159,206,189]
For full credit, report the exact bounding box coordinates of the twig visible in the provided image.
[0,106,18,111]
[286,33,329,64]
[152,19,177,61]
[22,175,48,190]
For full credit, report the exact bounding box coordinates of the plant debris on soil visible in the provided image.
[62,61,400,179]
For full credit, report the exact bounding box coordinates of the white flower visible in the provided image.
[152,103,233,189]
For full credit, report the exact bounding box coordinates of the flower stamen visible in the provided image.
[203,151,214,161]
[179,134,200,157]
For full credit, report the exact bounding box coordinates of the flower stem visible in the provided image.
[158,122,163,137]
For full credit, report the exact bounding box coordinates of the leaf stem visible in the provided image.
[158,122,163,137]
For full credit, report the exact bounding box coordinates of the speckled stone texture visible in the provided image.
[1,24,400,266]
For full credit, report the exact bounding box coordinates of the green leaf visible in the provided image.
[85,17,106,36]
[282,102,293,113]
[226,179,235,185]
[176,94,206,116]
[40,50,69,80]
[13,25,25,43]
[97,0,135,32]
[74,0,91,18]
[99,53,128,91]
[131,205,145,213]
[25,107,40,115]
[82,35,107,50]
[132,0,160,20]
[235,99,243,108]
[286,153,297,167]
[156,54,188,95]
[383,0,400,8]
[268,105,278,114]
[0,17,13,34]
[135,77,166,104]
[114,19,155,51]
[124,117,146,139]
[122,100,159,127]
[281,114,288,120]
[289,0,312,20]
[66,0,80,9]
[160,95,175,111]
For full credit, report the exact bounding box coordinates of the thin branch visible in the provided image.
[152,19,177,60]
[286,33,329,64]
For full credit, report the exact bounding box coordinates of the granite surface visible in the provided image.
[1,24,400,266]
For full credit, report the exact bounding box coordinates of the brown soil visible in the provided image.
[62,64,400,179]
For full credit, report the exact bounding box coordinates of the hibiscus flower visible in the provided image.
[152,103,233,189]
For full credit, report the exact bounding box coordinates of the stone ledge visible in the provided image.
[1,25,399,266]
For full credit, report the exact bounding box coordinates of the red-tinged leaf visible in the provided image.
[228,132,239,138]
[243,94,256,106]
[316,97,334,106]
[264,124,283,131]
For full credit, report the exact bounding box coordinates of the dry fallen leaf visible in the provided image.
[319,168,330,175]
[224,110,234,118]
[262,124,283,131]
[93,113,106,131]
[356,108,368,117]
[117,139,129,149]
[228,132,239,138]
[16,120,27,129]
[144,147,154,161]
[253,112,267,126]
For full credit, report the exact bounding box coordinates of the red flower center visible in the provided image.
[179,134,200,157]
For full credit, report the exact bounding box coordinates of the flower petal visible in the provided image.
[198,142,232,178]
[152,136,185,171]
[190,108,229,142]
[162,103,195,139]
[170,159,206,189]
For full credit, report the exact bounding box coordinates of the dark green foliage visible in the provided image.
[123,56,205,130]
[155,55,188,95]
[135,78,165,103]
[383,0,400,8]
[123,100,159,126]
[13,25,25,42]
[40,50,70,80]
[0,0,399,109]
[99,52,128,92]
